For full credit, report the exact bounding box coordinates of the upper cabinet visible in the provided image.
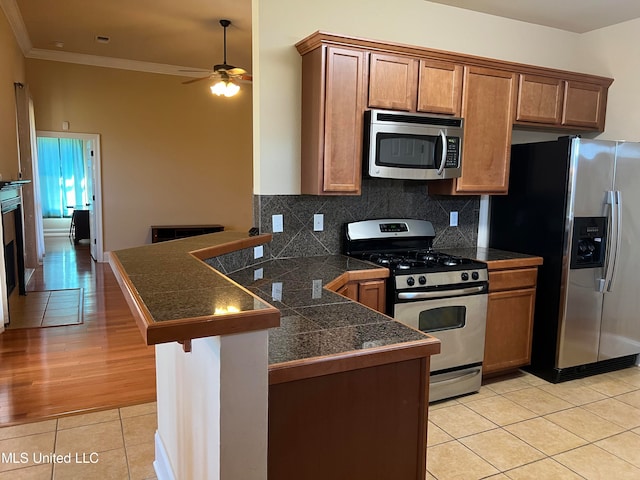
[515,74,608,130]
[295,32,613,196]
[299,45,368,195]
[562,80,607,129]
[368,53,418,111]
[367,54,463,116]
[417,59,463,116]
[515,74,564,124]
[429,66,517,195]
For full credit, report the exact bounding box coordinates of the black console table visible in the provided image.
[151,224,224,243]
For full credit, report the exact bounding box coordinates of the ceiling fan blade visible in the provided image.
[227,67,247,76]
[182,75,214,85]
[179,69,211,73]
[239,74,252,82]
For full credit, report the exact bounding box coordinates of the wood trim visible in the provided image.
[324,268,389,292]
[486,256,543,270]
[488,267,538,293]
[268,339,440,385]
[295,31,613,89]
[189,233,272,259]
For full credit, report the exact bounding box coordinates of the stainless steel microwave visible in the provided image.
[365,109,464,180]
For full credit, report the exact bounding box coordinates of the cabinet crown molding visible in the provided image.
[295,31,613,88]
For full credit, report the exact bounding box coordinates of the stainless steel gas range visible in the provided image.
[344,219,488,402]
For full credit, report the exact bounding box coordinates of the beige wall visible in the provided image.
[26,59,254,251]
[0,8,25,177]
[579,18,640,141]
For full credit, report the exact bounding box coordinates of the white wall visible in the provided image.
[253,0,589,195]
[154,331,268,480]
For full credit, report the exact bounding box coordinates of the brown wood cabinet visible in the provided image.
[417,59,463,116]
[515,74,564,124]
[515,74,607,130]
[296,32,613,197]
[368,53,418,111]
[484,266,538,376]
[300,45,367,195]
[337,278,386,314]
[269,355,431,480]
[430,66,517,195]
[562,80,607,129]
[367,53,462,116]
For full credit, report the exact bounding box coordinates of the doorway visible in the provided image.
[34,131,104,262]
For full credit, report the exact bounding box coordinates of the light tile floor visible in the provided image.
[427,366,640,480]
[7,289,83,329]
[0,403,157,480]
[2,366,640,479]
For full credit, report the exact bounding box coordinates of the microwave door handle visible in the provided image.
[436,130,447,176]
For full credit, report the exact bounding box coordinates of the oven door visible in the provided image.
[394,290,487,402]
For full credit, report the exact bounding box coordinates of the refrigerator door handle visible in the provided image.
[601,190,617,293]
[607,190,623,292]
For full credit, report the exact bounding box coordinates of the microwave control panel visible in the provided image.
[444,137,461,168]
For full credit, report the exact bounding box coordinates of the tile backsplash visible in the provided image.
[254,178,480,258]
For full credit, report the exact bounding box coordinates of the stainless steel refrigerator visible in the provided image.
[490,136,640,382]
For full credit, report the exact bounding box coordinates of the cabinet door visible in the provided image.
[357,280,386,314]
[562,81,606,130]
[457,66,517,194]
[368,53,418,111]
[323,46,367,194]
[515,74,564,124]
[484,287,536,375]
[417,59,462,116]
[336,282,359,302]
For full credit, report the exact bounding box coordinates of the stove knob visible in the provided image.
[418,276,427,285]
[472,271,479,280]
[406,277,415,287]
[461,272,469,281]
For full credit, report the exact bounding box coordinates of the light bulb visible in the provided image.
[210,80,240,97]
[224,81,240,97]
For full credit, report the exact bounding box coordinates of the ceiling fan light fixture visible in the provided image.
[210,79,240,97]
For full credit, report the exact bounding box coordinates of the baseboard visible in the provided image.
[154,431,176,480]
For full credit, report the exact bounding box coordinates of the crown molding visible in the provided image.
[0,0,32,55]
[26,48,208,77]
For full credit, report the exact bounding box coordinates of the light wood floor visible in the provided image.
[0,237,156,426]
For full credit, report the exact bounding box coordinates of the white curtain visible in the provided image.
[29,99,45,262]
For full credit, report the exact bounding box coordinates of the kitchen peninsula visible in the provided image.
[110,231,441,480]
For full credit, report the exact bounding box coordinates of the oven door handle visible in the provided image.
[398,285,485,300]
[431,368,481,385]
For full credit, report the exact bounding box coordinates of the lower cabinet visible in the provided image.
[337,279,386,314]
[484,267,538,376]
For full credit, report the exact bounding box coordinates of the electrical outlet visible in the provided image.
[272,214,284,233]
[450,211,458,227]
[271,282,283,302]
[254,245,264,259]
[253,268,264,281]
[313,214,324,232]
[312,279,323,299]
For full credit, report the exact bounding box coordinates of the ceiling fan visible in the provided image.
[182,19,252,97]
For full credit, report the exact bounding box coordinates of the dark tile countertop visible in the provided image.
[227,255,434,366]
[441,247,544,269]
[111,232,439,373]
[110,231,281,345]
